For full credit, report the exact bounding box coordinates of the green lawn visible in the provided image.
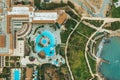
[76,23,96,37]
[83,19,103,27]
[67,22,96,80]
[61,19,77,43]
[111,3,120,18]
[105,21,120,30]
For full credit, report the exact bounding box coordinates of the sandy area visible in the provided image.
[52,0,109,17]
[83,0,96,13]
[103,4,111,17]
[52,0,89,16]
[74,3,89,17]
[89,0,103,9]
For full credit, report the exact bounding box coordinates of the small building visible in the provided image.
[0,35,6,48]
[114,0,120,8]
[25,67,33,80]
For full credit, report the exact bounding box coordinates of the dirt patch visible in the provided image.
[104,23,111,28]
[89,0,103,9]
[74,4,89,16]
[83,0,96,13]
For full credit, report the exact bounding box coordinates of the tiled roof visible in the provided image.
[10,34,13,50]
[32,20,55,23]
[26,67,33,80]
[57,12,67,24]
[0,8,3,14]
[0,35,5,48]
[7,15,29,33]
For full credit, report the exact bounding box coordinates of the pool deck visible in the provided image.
[24,25,65,67]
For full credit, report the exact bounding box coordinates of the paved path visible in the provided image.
[82,17,120,80]
[65,18,83,80]
[83,17,120,22]
[64,17,110,80]
[82,21,113,33]
[84,20,106,79]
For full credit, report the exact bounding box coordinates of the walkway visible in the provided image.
[65,18,83,80]
[82,17,120,22]
[84,20,106,79]
[82,21,113,33]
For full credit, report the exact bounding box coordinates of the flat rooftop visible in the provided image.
[8,6,30,15]
[33,12,58,20]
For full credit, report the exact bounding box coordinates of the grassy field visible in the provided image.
[83,19,104,27]
[105,21,120,31]
[61,19,77,43]
[65,22,96,80]
[111,0,120,18]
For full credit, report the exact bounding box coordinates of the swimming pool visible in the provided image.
[35,30,56,57]
[13,69,21,80]
[99,37,120,80]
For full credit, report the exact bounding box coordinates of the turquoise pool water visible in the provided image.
[35,30,56,57]
[13,69,20,80]
[99,37,120,80]
[41,39,47,44]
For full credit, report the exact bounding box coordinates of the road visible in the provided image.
[82,17,120,22]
